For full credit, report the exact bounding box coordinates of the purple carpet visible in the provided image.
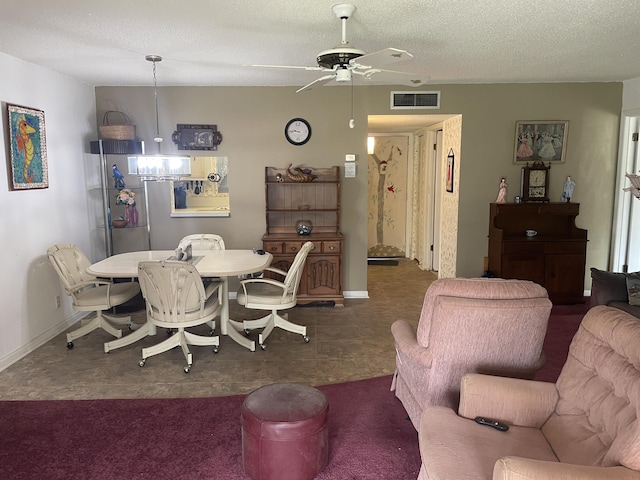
[0,376,420,480]
[534,301,589,383]
[0,303,587,480]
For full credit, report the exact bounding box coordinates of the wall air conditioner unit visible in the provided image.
[391,91,441,110]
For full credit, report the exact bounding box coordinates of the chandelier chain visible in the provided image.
[146,55,163,152]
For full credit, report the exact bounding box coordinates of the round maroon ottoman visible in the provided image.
[241,383,329,480]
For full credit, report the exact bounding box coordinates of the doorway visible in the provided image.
[367,115,448,272]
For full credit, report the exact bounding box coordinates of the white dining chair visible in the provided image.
[137,260,222,373]
[178,233,225,251]
[236,241,314,350]
[177,233,226,334]
[47,243,141,349]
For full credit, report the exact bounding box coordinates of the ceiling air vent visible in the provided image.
[391,91,441,110]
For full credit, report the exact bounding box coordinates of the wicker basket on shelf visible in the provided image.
[99,111,136,140]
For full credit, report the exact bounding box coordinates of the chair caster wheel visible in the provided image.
[260,343,267,351]
[244,329,251,336]
[209,330,215,336]
[67,342,74,349]
[213,346,219,354]
[128,324,134,331]
[139,359,146,367]
[167,329,174,336]
[184,366,191,373]
[303,336,310,343]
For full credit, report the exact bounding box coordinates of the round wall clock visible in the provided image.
[284,118,311,146]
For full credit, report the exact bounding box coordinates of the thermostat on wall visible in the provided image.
[344,163,356,178]
[345,154,356,162]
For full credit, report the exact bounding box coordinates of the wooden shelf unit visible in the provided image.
[262,166,344,306]
[487,202,587,304]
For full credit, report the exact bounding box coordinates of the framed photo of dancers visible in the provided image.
[513,120,568,164]
[6,104,48,190]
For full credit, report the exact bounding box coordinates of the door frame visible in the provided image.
[612,109,640,272]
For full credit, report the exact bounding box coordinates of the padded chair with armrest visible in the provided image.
[177,233,225,333]
[178,233,225,251]
[137,260,222,373]
[418,305,640,480]
[391,277,551,430]
[47,243,140,349]
[236,241,314,350]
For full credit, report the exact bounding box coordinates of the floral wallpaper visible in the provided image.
[438,115,462,278]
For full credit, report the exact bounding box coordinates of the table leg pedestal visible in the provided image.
[220,277,256,352]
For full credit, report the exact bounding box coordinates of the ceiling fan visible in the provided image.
[250,3,423,93]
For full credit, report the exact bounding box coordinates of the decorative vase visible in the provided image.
[296,219,313,235]
[124,205,131,226]
[131,204,139,226]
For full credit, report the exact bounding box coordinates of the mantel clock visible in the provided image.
[522,161,550,202]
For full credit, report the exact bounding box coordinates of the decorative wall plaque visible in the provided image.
[171,124,222,151]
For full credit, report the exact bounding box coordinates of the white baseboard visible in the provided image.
[0,312,85,372]
[344,290,369,299]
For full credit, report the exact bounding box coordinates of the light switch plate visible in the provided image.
[344,163,356,178]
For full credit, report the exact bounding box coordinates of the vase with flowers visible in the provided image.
[115,188,137,226]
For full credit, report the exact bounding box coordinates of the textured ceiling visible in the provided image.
[1,0,639,88]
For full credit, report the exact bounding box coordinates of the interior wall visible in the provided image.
[0,52,97,369]
[622,78,640,110]
[363,84,622,287]
[97,82,623,294]
[96,85,371,297]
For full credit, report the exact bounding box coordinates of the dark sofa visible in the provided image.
[590,267,640,318]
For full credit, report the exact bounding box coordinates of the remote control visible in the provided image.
[474,416,509,431]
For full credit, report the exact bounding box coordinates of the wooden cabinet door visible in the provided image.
[501,253,546,286]
[545,254,585,302]
[305,255,341,296]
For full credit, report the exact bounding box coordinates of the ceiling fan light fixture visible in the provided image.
[316,47,364,69]
[335,68,352,82]
[251,3,421,93]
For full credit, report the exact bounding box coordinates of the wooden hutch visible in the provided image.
[262,166,344,306]
[487,202,587,304]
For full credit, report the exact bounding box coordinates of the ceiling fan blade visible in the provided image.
[351,48,413,69]
[247,64,325,72]
[296,74,336,93]
[358,68,424,86]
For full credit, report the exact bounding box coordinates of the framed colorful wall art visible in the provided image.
[513,120,568,164]
[7,104,48,190]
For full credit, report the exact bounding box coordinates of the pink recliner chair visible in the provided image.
[418,305,640,479]
[391,278,552,430]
